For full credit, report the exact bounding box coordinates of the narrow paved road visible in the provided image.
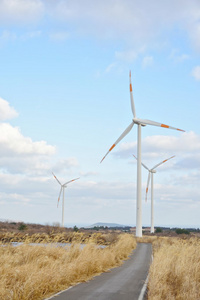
[47,243,152,300]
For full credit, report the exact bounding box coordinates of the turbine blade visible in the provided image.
[129,71,136,118]
[64,177,80,186]
[52,172,61,185]
[132,154,149,171]
[57,187,62,208]
[152,155,175,170]
[100,122,134,163]
[145,172,151,202]
[137,118,185,132]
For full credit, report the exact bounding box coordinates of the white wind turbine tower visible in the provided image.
[101,71,185,237]
[52,172,79,227]
[133,155,175,234]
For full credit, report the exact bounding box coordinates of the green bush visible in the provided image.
[175,228,190,235]
[73,225,79,232]
[18,223,27,231]
[155,227,163,233]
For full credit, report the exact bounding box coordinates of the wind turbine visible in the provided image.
[133,155,175,233]
[100,71,184,237]
[52,172,79,227]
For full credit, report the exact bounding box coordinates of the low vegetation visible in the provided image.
[0,231,121,245]
[155,227,162,233]
[148,237,200,300]
[175,228,190,235]
[0,233,136,300]
[1,221,200,300]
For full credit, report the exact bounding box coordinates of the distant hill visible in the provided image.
[85,222,130,228]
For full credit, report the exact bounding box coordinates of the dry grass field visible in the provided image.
[148,237,200,300]
[0,233,136,300]
[1,221,199,300]
[0,231,119,245]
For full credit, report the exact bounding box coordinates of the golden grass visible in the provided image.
[0,231,119,245]
[0,233,136,300]
[148,237,200,300]
[136,235,159,244]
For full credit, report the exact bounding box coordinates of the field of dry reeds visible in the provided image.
[0,231,121,245]
[0,233,136,300]
[148,237,200,300]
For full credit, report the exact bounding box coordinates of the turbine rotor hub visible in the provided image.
[133,118,146,127]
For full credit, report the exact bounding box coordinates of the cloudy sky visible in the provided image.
[0,0,200,228]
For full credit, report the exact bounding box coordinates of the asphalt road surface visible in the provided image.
[47,243,152,300]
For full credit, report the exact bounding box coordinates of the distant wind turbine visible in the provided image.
[100,71,184,237]
[133,155,175,233]
[52,172,79,227]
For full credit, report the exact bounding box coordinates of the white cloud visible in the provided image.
[142,131,200,153]
[169,49,190,63]
[191,66,200,81]
[0,156,52,174]
[0,98,58,175]
[0,1,200,54]
[185,15,200,51]
[52,158,79,174]
[21,30,42,40]
[113,131,200,170]
[77,180,135,201]
[105,62,117,73]
[142,56,153,68]
[178,54,189,61]
[79,171,98,177]
[0,0,44,25]
[0,30,42,44]
[0,123,55,156]
[51,0,163,42]
[0,99,80,178]
[0,122,58,175]
[115,50,137,63]
[1,1,200,58]
[116,131,200,154]
[48,1,200,50]
[115,48,145,63]
[0,98,18,120]
[49,31,70,41]
[0,30,17,43]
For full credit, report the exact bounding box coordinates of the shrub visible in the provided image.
[175,228,190,235]
[18,223,27,231]
[155,227,162,233]
[73,225,79,232]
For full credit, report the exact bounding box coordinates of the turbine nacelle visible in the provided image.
[133,118,146,127]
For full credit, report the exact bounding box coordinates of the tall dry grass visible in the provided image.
[136,235,159,244]
[0,231,119,245]
[148,237,200,300]
[0,233,136,300]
